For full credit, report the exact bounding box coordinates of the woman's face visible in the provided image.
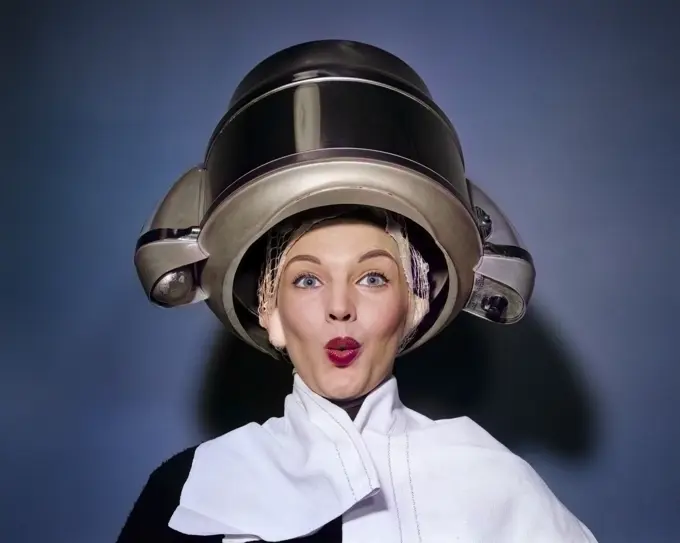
[265,220,412,400]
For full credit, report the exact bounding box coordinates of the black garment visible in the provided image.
[326,391,371,420]
[115,391,374,542]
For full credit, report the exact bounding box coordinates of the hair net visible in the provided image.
[257,207,431,351]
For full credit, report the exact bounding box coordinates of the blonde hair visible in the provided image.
[256,207,431,351]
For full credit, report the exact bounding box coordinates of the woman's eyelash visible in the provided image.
[292,272,313,283]
[362,271,388,281]
[291,271,389,287]
[292,273,322,288]
[358,271,390,286]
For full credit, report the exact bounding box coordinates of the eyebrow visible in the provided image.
[357,249,398,265]
[285,254,321,267]
[284,249,398,269]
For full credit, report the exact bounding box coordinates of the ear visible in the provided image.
[265,307,287,349]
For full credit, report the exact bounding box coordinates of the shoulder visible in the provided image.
[412,417,597,540]
[426,417,555,494]
[138,445,204,517]
[417,414,512,452]
[470,435,597,540]
[116,446,201,543]
[494,457,598,541]
[147,445,199,490]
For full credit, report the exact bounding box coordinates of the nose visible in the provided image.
[326,284,356,323]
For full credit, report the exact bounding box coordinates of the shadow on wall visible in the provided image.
[198,308,598,459]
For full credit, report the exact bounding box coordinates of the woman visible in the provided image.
[123,41,597,542]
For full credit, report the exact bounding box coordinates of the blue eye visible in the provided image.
[293,274,322,289]
[357,272,388,287]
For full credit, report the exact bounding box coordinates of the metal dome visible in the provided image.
[134,40,535,358]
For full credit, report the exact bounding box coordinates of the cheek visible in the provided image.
[358,294,407,340]
[278,292,324,342]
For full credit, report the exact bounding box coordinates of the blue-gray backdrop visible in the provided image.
[3,1,678,542]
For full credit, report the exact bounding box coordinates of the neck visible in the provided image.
[323,377,391,421]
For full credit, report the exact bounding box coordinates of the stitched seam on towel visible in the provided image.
[405,432,422,543]
[299,387,375,493]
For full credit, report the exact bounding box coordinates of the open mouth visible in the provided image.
[324,337,361,366]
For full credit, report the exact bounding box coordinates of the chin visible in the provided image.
[318,373,367,401]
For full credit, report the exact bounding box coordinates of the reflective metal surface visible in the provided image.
[133,39,536,359]
[464,181,535,323]
[203,78,468,214]
[228,40,433,109]
[198,159,481,357]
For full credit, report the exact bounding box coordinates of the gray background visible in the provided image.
[2,1,678,542]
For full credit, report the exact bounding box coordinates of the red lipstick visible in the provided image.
[324,337,361,367]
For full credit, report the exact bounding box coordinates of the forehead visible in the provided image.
[287,220,399,259]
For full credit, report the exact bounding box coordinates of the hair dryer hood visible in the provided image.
[134,40,536,358]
